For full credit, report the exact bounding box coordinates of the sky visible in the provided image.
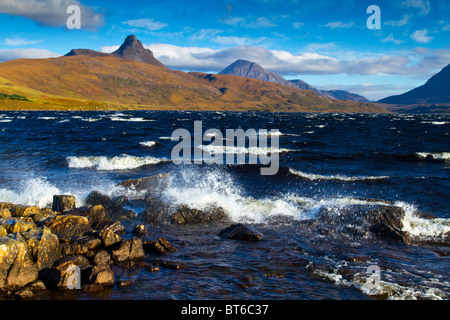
[0,0,449,101]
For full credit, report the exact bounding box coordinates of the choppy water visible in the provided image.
[0,110,449,300]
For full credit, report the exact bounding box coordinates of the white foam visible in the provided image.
[0,119,12,123]
[67,154,167,170]
[110,117,154,122]
[139,141,157,148]
[0,178,62,208]
[37,117,57,120]
[416,152,450,161]
[288,168,389,181]
[396,201,450,240]
[199,145,294,156]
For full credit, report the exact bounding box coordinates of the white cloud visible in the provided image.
[292,22,305,29]
[122,18,168,31]
[381,33,404,45]
[324,21,355,29]
[401,0,431,15]
[384,14,412,27]
[246,17,277,28]
[4,38,43,46]
[410,29,433,43]
[0,48,61,62]
[0,0,104,30]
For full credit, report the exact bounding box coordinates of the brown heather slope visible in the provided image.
[0,54,388,112]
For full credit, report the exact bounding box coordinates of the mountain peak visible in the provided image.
[111,35,166,68]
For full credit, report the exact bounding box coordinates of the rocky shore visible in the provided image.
[0,174,445,299]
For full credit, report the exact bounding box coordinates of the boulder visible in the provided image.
[144,197,171,224]
[0,233,39,291]
[219,223,264,241]
[85,191,131,220]
[132,224,148,236]
[0,217,37,234]
[93,250,112,266]
[317,204,411,244]
[99,228,121,247]
[47,255,90,288]
[10,205,41,218]
[85,265,114,286]
[32,210,57,226]
[0,208,12,218]
[143,237,177,255]
[21,226,60,272]
[117,172,170,195]
[80,205,112,230]
[172,205,227,224]
[52,195,76,213]
[0,226,6,237]
[111,238,145,262]
[45,215,92,240]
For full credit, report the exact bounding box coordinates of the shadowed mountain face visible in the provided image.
[219,59,369,102]
[379,64,450,104]
[65,35,166,68]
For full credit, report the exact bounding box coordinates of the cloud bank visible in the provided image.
[0,0,104,30]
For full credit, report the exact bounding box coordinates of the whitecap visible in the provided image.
[139,141,157,148]
[288,168,389,181]
[67,154,167,170]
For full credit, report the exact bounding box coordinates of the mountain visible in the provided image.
[219,59,292,87]
[0,36,386,113]
[219,59,370,102]
[65,34,166,68]
[379,64,450,104]
[320,90,369,102]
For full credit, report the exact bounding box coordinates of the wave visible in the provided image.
[67,154,168,170]
[139,141,157,148]
[416,152,450,162]
[288,168,389,181]
[110,117,155,122]
[199,145,294,156]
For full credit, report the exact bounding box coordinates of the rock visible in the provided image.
[117,172,170,195]
[45,215,92,240]
[158,237,177,252]
[144,198,171,224]
[32,210,57,226]
[60,242,89,256]
[111,238,145,262]
[10,205,41,218]
[143,240,168,254]
[52,195,76,213]
[99,228,120,247]
[219,223,264,241]
[0,217,37,234]
[317,204,411,244]
[137,261,160,272]
[172,205,227,224]
[154,259,182,270]
[0,226,6,237]
[82,205,112,230]
[85,265,114,286]
[0,208,12,218]
[94,250,112,266]
[47,255,90,288]
[21,226,60,272]
[132,224,148,236]
[85,191,131,220]
[0,233,38,291]
[103,220,125,235]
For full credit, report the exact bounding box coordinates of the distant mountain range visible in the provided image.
[0,35,387,112]
[219,59,369,102]
[379,64,450,105]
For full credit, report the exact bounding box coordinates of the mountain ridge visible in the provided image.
[378,64,450,105]
[219,59,369,102]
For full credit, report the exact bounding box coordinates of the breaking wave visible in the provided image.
[67,154,168,170]
[288,168,389,181]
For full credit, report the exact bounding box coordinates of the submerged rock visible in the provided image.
[219,223,264,241]
[117,172,170,195]
[317,204,411,244]
[172,205,227,224]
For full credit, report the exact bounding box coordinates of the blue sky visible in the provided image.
[0,0,449,100]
